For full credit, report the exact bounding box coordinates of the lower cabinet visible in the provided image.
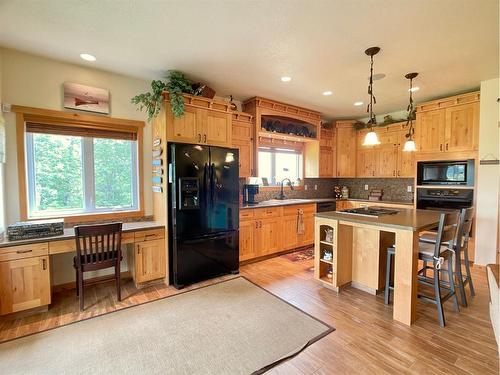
[239,204,316,262]
[134,238,166,284]
[0,255,51,315]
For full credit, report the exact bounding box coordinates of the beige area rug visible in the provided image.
[0,277,333,375]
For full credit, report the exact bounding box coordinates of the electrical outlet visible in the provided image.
[407,185,413,193]
[314,184,318,190]
[364,184,369,191]
[1,103,11,113]
[304,185,308,191]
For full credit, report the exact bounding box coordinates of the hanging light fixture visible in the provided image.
[403,72,418,152]
[363,47,381,146]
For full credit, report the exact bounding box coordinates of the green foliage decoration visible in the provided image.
[131,70,195,121]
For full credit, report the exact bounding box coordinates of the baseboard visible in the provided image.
[51,271,132,293]
[240,244,313,266]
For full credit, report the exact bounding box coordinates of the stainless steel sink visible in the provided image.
[260,199,311,204]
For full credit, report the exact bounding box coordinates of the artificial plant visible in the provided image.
[131,70,195,121]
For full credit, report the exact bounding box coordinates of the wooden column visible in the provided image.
[393,229,419,325]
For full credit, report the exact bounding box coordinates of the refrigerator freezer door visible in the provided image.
[172,230,239,288]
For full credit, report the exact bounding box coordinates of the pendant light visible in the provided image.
[363,47,381,146]
[402,72,418,152]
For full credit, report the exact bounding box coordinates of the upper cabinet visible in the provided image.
[165,93,232,147]
[231,112,254,178]
[415,91,479,155]
[336,121,357,177]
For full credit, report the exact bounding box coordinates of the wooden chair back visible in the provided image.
[454,207,474,254]
[433,211,459,258]
[74,223,123,271]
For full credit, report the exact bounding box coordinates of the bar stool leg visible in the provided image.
[447,258,460,312]
[433,261,445,327]
[384,251,392,305]
[463,247,475,296]
[454,251,468,307]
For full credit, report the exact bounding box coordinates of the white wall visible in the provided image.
[0,48,5,238]
[475,78,500,265]
[1,48,152,284]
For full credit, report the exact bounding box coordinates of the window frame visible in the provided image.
[257,146,304,187]
[15,106,145,223]
[25,133,139,218]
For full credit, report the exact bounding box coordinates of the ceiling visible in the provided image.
[0,0,498,119]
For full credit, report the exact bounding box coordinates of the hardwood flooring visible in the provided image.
[0,254,498,374]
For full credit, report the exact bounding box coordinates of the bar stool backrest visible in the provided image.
[454,207,475,255]
[433,211,460,258]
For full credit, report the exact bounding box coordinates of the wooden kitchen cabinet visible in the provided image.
[166,105,200,144]
[415,92,479,155]
[319,147,335,177]
[239,220,256,261]
[134,239,166,284]
[239,203,316,262]
[397,131,415,177]
[336,121,357,177]
[0,255,51,315]
[444,103,479,153]
[166,94,232,147]
[232,112,254,178]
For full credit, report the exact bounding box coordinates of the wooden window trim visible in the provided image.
[14,105,145,223]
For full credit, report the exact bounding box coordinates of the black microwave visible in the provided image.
[417,160,474,186]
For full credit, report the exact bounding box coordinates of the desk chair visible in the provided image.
[74,223,123,311]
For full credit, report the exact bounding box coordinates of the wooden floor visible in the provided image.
[1,254,498,374]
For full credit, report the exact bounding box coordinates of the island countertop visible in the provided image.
[315,208,441,232]
[241,197,413,209]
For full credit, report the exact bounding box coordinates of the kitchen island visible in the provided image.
[314,207,441,326]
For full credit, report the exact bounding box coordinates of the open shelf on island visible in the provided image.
[319,258,333,265]
[320,240,334,246]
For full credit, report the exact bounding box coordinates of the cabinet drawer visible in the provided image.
[0,243,49,262]
[134,229,165,243]
[253,207,281,219]
[240,209,254,221]
[283,204,316,216]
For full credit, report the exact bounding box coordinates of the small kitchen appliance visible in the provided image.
[243,184,259,205]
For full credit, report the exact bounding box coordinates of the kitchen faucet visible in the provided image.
[277,178,294,200]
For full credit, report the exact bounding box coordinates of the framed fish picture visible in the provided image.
[63,82,110,114]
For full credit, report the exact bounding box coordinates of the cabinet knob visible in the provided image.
[198,134,202,142]
[203,134,207,143]
[440,144,443,151]
[446,143,448,151]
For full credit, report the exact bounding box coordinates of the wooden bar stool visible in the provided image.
[419,207,475,306]
[385,212,460,327]
[74,223,123,311]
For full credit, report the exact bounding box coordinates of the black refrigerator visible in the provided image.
[168,143,239,288]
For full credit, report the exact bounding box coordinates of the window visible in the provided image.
[25,130,139,218]
[257,147,303,186]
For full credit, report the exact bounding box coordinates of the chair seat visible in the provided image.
[418,242,452,260]
[419,232,450,246]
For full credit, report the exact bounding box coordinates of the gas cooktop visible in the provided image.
[340,207,399,217]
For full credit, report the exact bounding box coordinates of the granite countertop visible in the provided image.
[315,208,441,231]
[0,221,165,248]
[240,197,413,209]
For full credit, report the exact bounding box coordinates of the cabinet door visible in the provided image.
[319,147,334,177]
[255,218,282,256]
[232,121,253,141]
[336,127,357,177]
[444,103,479,152]
[167,105,200,144]
[282,215,299,250]
[135,239,166,283]
[377,143,398,177]
[356,147,376,177]
[397,132,415,177]
[0,256,50,315]
[416,110,446,153]
[298,213,315,246]
[239,220,256,261]
[202,110,232,146]
[233,139,253,177]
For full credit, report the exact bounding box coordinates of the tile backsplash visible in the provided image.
[240,177,414,203]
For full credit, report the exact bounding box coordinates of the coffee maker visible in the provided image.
[243,184,259,205]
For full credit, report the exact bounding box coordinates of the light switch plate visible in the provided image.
[364,184,369,191]
[304,185,308,191]
[407,185,413,193]
[314,184,318,190]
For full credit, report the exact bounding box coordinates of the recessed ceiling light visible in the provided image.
[322,91,333,96]
[354,101,364,106]
[80,53,96,62]
[409,86,420,92]
[281,76,292,82]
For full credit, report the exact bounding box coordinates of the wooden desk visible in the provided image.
[314,208,441,326]
[0,222,167,316]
